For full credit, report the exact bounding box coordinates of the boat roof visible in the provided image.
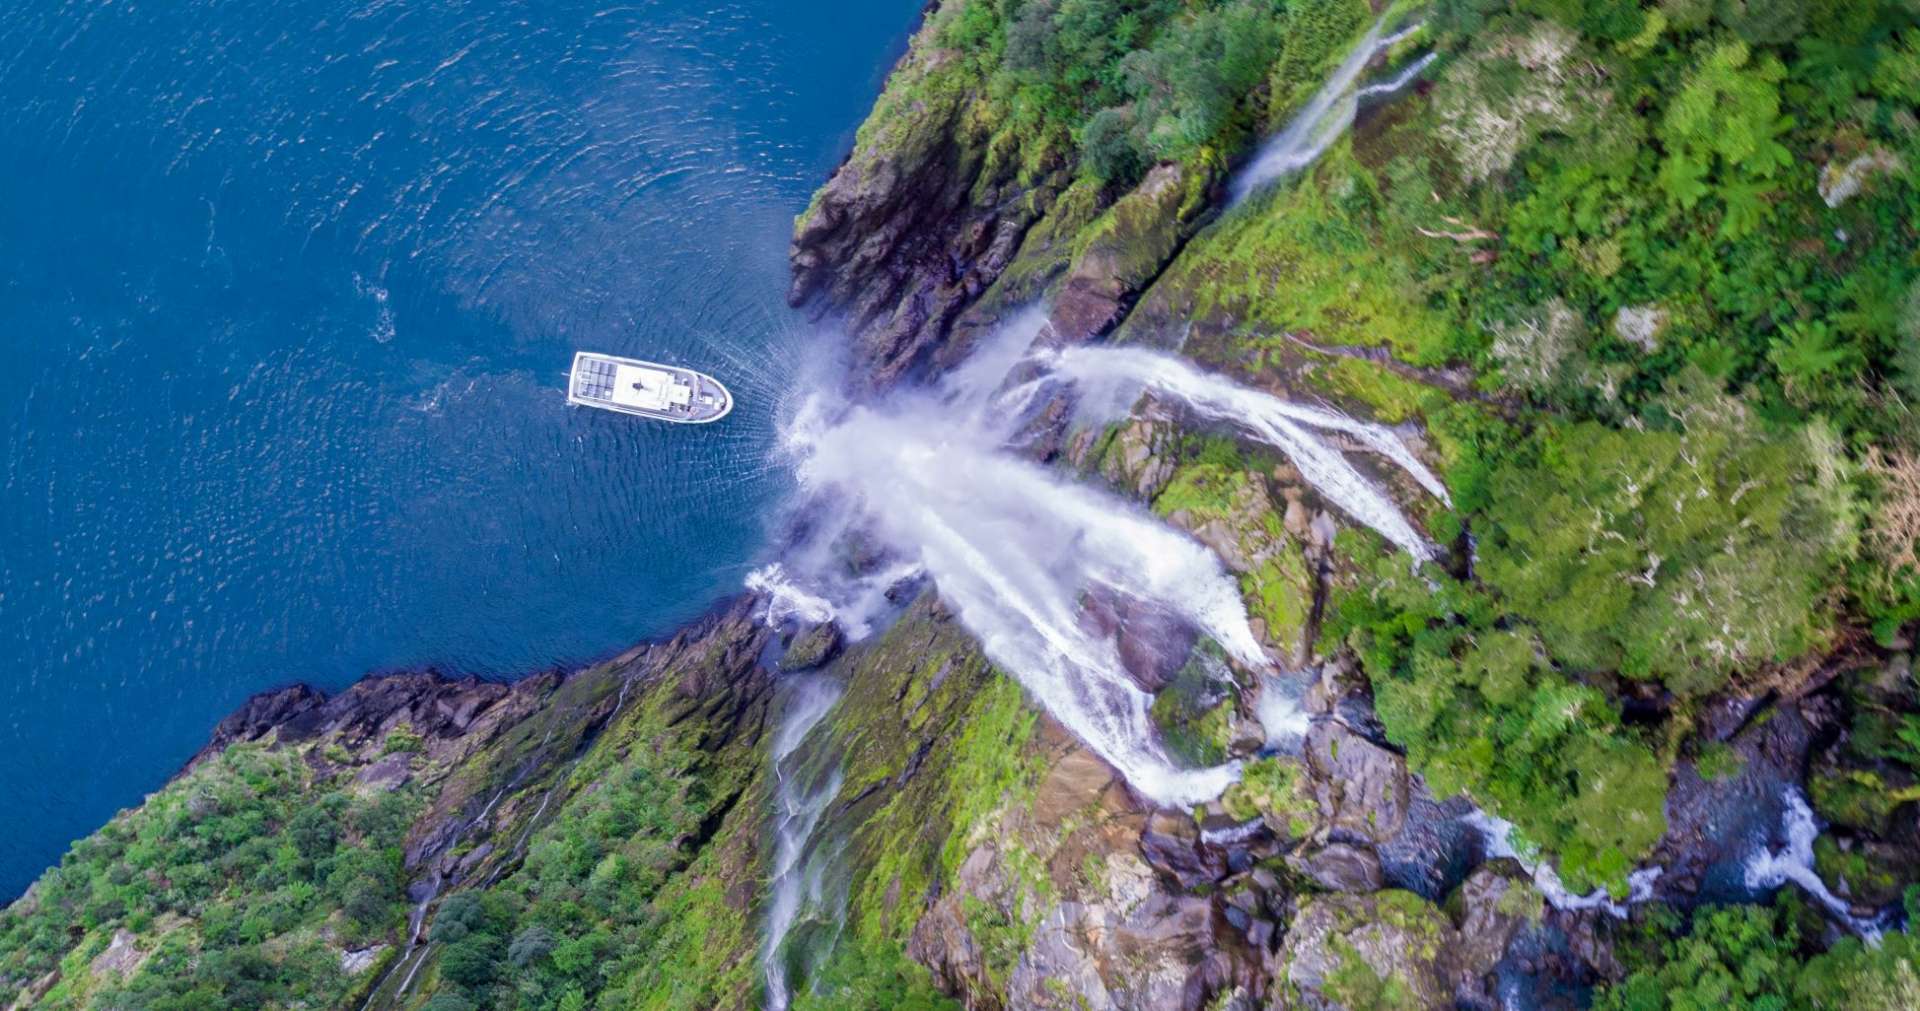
[568,351,731,422]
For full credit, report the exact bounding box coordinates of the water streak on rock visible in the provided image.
[1744,787,1889,939]
[1230,16,1428,203]
[762,674,848,1010]
[1046,344,1447,560]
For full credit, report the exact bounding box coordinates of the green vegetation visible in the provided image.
[1221,756,1315,838]
[1289,0,1920,904]
[1329,544,1669,892]
[0,744,418,1010]
[1596,894,1920,1011]
[906,0,1382,189]
[1477,380,1854,697]
[416,654,767,1011]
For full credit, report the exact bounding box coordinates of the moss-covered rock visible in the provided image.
[1278,889,1460,1011]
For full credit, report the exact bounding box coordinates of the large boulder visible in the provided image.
[1274,890,1459,1011]
[1304,721,1410,845]
[1048,162,1213,344]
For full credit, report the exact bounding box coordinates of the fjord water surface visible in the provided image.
[0,0,919,896]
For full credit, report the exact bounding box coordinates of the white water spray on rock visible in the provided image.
[1254,673,1311,749]
[1046,344,1448,560]
[1744,787,1888,939]
[762,674,847,1010]
[747,563,838,627]
[1466,810,1663,918]
[788,395,1265,806]
[1230,16,1428,203]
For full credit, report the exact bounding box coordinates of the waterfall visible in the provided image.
[1466,810,1663,918]
[1230,15,1428,204]
[1744,787,1889,939]
[762,673,848,1010]
[787,396,1263,806]
[1044,344,1448,561]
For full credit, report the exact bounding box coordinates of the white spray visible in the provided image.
[747,563,838,627]
[1744,787,1888,939]
[762,674,848,1010]
[787,396,1265,806]
[1231,16,1428,204]
[1254,673,1311,749]
[1045,344,1448,560]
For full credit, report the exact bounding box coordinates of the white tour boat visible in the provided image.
[566,351,733,424]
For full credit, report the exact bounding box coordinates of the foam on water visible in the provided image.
[1467,810,1663,918]
[1744,787,1888,939]
[746,563,839,627]
[1254,673,1311,749]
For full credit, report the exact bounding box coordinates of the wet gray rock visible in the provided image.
[1291,842,1385,893]
[354,752,413,790]
[1655,698,1815,907]
[779,622,842,672]
[1078,588,1200,694]
[1304,720,1410,844]
[1448,860,1543,1004]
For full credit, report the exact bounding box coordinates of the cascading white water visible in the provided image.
[1466,810,1663,917]
[1744,787,1888,939]
[1044,344,1448,561]
[762,674,848,1010]
[786,394,1266,806]
[748,558,924,641]
[1230,16,1428,203]
[1254,673,1311,748]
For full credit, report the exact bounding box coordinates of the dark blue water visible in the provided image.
[0,0,917,897]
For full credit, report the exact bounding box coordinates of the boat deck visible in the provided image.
[567,352,732,423]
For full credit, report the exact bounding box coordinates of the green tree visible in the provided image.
[1658,41,1792,216]
[1478,380,1851,696]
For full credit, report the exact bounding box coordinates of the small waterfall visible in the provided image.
[1045,344,1448,561]
[1230,16,1428,204]
[1467,810,1663,918]
[1254,673,1310,749]
[762,674,848,1010]
[1744,788,1889,939]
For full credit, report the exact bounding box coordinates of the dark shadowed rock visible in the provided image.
[192,683,325,767]
[1655,698,1814,906]
[779,622,843,672]
[1291,842,1385,893]
[1447,859,1542,1004]
[1078,587,1201,693]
